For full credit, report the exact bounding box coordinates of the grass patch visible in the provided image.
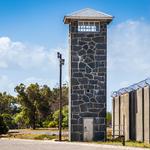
[95,141,150,148]
[125,141,150,148]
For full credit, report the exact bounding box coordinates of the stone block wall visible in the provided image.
[69,21,107,141]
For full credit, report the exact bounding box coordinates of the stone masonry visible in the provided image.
[64,8,113,141]
[69,21,107,141]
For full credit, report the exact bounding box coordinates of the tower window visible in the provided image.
[78,21,100,32]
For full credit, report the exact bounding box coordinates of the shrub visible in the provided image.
[62,106,68,128]
[50,106,68,128]
[42,120,49,128]
[2,113,17,129]
[0,115,9,134]
[48,121,57,128]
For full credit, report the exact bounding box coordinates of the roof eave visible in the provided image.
[64,16,113,24]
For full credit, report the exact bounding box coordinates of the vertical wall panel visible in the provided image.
[136,88,144,142]
[112,98,115,138]
[114,96,120,137]
[129,91,136,140]
[120,93,130,141]
[124,93,130,141]
[120,95,124,136]
[144,86,150,143]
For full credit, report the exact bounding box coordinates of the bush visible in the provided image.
[42,120,49,128]
[51,106,68,128]
[48,121,57,128]
[0,115,9,134]
[62,106,68,128]
[2,113,17,129]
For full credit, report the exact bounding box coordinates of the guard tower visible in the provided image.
[64,8,113,141]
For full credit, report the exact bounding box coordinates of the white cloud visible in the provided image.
[23,76,57,88]
[107,19,150,111]
[0,37,68,94]
[0,37,67,70]
[108,20,150,75]
[0,75,15,94]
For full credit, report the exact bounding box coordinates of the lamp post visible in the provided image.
[57,52,65,141]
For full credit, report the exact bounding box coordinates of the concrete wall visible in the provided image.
[112,86,150,143]
[112,93,130,140]
[144,86,150,143]
[136,88,144,142]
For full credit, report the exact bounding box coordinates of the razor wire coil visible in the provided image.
[111,77,150,97]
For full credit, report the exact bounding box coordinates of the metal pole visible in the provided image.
[57,52,64,141]
[59,55,62,141]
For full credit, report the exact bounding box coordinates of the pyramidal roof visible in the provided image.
[64,8,113,24]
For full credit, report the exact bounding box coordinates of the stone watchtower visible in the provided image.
[64,8,113,141]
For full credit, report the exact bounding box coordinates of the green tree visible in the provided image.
[0,92,17,115]
[1,113,17,129]
[15,83,34,128]
[51,86,68,112]
[0,115,8,134]
[37,85,52,126]
[15,83,53,129]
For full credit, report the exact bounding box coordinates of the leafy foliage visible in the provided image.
[0,92,18,115]
[0,115,9,134]
[1,113,17,129]
[14,111,29,128]
[48,106,68,128]
[15,83,53,129]
[0,83,68,130]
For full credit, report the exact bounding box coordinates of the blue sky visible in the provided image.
[0,0,150,111]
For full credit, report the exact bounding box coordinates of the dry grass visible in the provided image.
[2,132,68,141]
[1,128,68,141]
[95,141,150,149]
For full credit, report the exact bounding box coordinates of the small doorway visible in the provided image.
[83,118,93,141]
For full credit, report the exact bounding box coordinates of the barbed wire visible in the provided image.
[111,77,150,97]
